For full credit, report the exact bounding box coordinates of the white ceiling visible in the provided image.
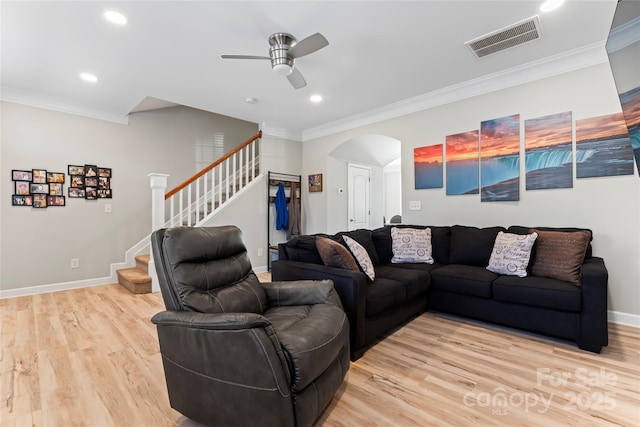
[1,1,619,140]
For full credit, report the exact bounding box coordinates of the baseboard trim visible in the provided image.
[0,276,115,299]
[608,310,640,328]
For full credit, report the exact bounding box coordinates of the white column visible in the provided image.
[148,173,169,232]
[148,173,169,294]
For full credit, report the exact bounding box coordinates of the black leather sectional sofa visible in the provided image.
[271,225,609,360]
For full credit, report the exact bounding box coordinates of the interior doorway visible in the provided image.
[348,163,371,231]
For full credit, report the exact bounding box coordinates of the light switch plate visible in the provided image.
[409,201,421,211]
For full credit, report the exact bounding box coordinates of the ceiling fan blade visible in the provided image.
[288,33,329,59]
[221,55,270,60]
[287,68,307,89]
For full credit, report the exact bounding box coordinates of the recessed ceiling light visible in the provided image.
[310,94,323,103]
[104,10,128,25]
[540,0,565,12]
[80,72,98,83]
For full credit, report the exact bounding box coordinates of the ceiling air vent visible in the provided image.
[465,16,543,58]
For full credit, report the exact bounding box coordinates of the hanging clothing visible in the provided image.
[275,183,288,230]
[287,185,301,239]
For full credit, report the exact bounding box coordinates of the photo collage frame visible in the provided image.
[68,164,112,199]
[11,169,66,207]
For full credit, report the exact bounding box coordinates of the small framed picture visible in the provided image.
[12,195,33,206]
[68,187,86,198]
[12,170,32,181]
[32,194,47,208]
[30,183,49,194]
[85,177,98,187]
[47,172,65,183]
[71,176,84,188]
[49,183,64,195]
[98,189,112,198]
[47,195,66,206]
[15,181,30,195]
[98,176,110,189]
[85,165,98,177]
[68,165,85,176]
[85,187,98,200]
[308,173,323,192]
[98,167,112,178]
[32,169,47,184]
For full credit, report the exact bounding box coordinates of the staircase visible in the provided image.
[116,255,152,294]
[115,131,262,294]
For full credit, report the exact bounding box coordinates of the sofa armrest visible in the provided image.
[262,279,343,308]
[579,257,609,351]
[271,259,368,356]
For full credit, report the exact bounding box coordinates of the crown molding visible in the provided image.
[606,16,640,53]
[259,123,302,141]
[301,41,608,142]
[0,86,130,125]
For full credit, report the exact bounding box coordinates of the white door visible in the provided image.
[348,163,371,231]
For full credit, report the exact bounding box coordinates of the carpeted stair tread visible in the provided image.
[117,267,151,294]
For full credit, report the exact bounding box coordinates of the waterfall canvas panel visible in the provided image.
[576,112,635,178]
[480,114,520,202]
[446,130,479,195]
[414,145,443,189]
[619,85,640,174]
[525,112,573,190]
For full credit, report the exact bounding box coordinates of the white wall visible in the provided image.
[1,102,258,293]
[301,63,640,321]
[384,161,402,222]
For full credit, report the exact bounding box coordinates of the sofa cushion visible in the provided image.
[493,275,582,312]
[343,235,375,281]
[335,229,379,265]
[372,225,451,264]
[316,237,359,271]
[486,231,538,277]
[430,264,497,298]
[529,230,591,285]
[375,265,430,300]
[365,277,407,317]
[449,225,506,267]
[282,235,324,264]
[391,227,434,264]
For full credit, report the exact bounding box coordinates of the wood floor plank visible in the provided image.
[1,282,638,426]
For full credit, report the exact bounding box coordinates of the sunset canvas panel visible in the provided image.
[576,112,634,178]
[414,144,443,189]
[619,85,640,174]
[480,114,520,202]
[524,111,573,190]
[446,130,479,195]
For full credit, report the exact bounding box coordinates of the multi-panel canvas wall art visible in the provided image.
[576,113,635,178]
[480,114,520,202]
[446,130,479,195]
[414,144,443,189]
[619,85,640,174]
[525,112,573,190]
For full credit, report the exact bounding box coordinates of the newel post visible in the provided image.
[148,173,169,232]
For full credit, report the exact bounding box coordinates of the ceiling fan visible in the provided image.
[221,32,329,89]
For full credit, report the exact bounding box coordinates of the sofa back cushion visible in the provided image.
[280,234,324,264]
[334,229,379,265]
[373,225,451,264]
[449,225,506,267]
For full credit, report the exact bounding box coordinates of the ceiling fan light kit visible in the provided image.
[222,32,329,89]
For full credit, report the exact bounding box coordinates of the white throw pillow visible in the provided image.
[486,231,538,277]
[391,227,434,264]
[343,235,375,281]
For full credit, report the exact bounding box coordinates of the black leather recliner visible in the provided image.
[151,226,350,427]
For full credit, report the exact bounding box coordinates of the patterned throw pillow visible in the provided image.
[391,227,434,264]
[343,235,375,281]
[315,237,359,271]
[486,231,538,277]
[530,229,591,285]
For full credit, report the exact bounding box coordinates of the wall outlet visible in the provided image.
[71,258,80,269]
[258,248,263,257]
[104,204,112,213]
[409,201,422,211]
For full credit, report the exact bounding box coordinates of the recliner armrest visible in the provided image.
[151,310,271,330]
[262,279,343,308]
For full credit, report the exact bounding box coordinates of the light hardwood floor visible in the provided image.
[1,280,639,426]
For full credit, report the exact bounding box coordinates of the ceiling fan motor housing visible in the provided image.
[269,33,296,75]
